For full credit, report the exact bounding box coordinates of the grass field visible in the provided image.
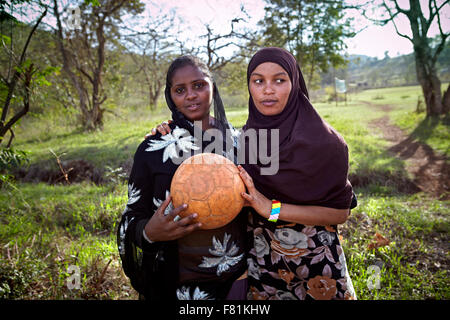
[1,84,449,300]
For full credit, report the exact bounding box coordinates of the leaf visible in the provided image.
[302,226,317,237]
[286,255,302,265]
[368,232,390,250]
[261,283,277,295]
[323,264,332,278]
[307,238,316,248]
[199,233,244,276]
[145,127,199,163]
[265,228,275,240]
[324,246,335,263]
[0,34,11,45]
[313,246,325,254]
[268,271,281,279]
[126,183,141,206]
[296,265,309,279]
[270,250,281,264]
[84,0,100,6]
[295,285,306,300]
[310,252,325,265]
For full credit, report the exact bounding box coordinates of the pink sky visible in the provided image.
[156,0,449,59]
[15,0,450,59]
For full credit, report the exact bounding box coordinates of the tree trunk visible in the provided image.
[53,0,112,131]
[414,51,443,116]
[408,0,445,116]
[149,94,158,111]
[90,17,106,130]
[414,36,443,117]
[442,83,450,114]
[81,103,104,131]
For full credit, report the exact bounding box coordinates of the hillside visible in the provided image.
[320,41,450,90]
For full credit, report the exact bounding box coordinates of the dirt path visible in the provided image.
[362,101,449,200]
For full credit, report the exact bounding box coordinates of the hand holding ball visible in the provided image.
[170,153,245,230]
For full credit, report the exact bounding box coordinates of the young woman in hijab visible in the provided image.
[238,47,356,300]
[117,55,248,301]
[150,48,357,300]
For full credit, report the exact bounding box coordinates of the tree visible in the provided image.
[259,0,357,89]
[123,9,176,110]
[52,0,144,130]
[0,1,48,146]
[199,18,256,72]
[192,6,259,74]
[365,0,450,116]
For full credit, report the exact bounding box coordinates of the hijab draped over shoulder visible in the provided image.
[242,47,353,209]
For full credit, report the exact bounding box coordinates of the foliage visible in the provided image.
[0,182,137,299]
[0,4,49,146]
[0,147,29,172]
[343,194,449,300]
[52,0,146,131]
[215,57,249,109]
[259,0,356,88]
[0,146,29,188]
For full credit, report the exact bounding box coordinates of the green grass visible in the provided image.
[14,108,172,169]
[313,99,415,195]
[342,194,449,299]
[393,111,450,159]
[0,182,136,299]
[351,84,450,159]
[1,83,449,300]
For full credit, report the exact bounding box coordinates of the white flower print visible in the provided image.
[253,228,270,265]
[337,246,357,299]
[199,233,244,276]
[273,290,298,300]
[176,286,212,300]
[317,230,336,246]
[145,126,199,162]
[273,228,308,250]
[153,190,176,218]
[247,258,261,280]
[118,216,134,255]
[122,183,141,215]
[229,126,241,149]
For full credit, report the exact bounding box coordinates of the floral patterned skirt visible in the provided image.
[247,219,356,300]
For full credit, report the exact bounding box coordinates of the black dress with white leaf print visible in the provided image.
[117,120,248,300]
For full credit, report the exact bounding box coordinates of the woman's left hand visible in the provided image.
[238,165,272,219]
[144,120,172,139]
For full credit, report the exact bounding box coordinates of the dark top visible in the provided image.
[242,47,353,210]
[117,121,248,300]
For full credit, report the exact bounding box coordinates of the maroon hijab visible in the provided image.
[242,47,353,209]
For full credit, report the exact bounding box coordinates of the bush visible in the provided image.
[0,148,29,172]
[0,148,29,188]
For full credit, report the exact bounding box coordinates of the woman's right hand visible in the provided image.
[144,195,202,242]
[145,120,172,139]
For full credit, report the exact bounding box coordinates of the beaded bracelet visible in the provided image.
[268,200,281,222]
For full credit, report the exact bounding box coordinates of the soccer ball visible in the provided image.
[170,153,245,229]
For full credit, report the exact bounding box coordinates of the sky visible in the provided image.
[12,0,450,59]
[147,0,450,59]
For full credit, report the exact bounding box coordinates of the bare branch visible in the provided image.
[381,0,413,41]
[430,0,450,22]
[432,0,450,37]
[391,0,410,15]
[6,128,14,148]
[0,63,34,138]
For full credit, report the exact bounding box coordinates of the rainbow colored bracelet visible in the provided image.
[268,200,281,222]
